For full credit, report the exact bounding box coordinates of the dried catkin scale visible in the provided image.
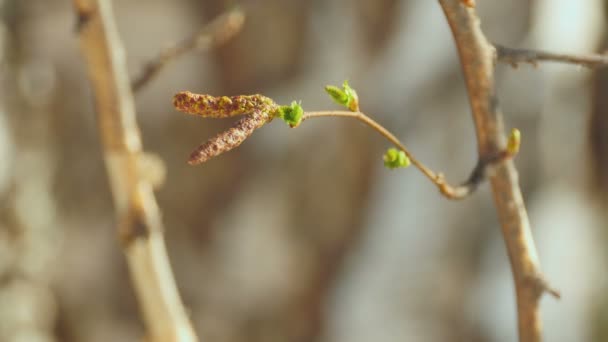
[173,91,276,118]
[187,110,272,165]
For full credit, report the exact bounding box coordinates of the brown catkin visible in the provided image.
[173,91,275,118]
[188,110,271,165]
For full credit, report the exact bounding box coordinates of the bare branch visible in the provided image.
[496,44,608,68]
[72,0,198,341]
[302,111,515,200]
[132,7,245,92]
[438,1,558,341]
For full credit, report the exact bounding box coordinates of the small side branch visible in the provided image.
[302,111,514,200]
[73,0,198,341]
[496,44,608,68]
[132,7,245,92]
[532,274,561,299]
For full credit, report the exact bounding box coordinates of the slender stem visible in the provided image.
[132,7,245,92]
[303,111,438,179]
[302,111,507,199]
[438,1,558,341]
[73,0,198,341]
[496,44,608,68]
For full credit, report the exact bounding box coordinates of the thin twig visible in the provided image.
[302,111,513,200]
[72,0,198,341]
[438,1,558,342]
[496,44,608,68]
[132,7,245,92]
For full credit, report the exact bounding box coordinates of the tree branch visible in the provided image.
[438,1,558,342]
[72,0,198,341]
[302,111,515,200]
[496,44,608,68]
[132,7,245,92]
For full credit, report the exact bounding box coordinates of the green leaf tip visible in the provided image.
[277,101,304,127]
[507,128,521,155]
[325,80,359,112]
[383,148,410,169]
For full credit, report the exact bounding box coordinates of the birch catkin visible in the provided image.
[173,91,275,118]
[188,109,271,165]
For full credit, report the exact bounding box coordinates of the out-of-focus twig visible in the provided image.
[589,51,608,199]
[496,44,608,68]
[132,7,245,92]
[72,0,198,341]
[438,1,559,342]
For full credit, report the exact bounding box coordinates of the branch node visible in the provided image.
[119,203,151,248]
[532,274,561,300]
[74,6,94,33]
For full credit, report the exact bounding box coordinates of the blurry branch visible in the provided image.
[301,111,517,200]
[72,0,197,341]
[496,44,608,68]
[439,1,559,342]
[590,55,608,199]
[132,7,245,92]
[0,2,60,340]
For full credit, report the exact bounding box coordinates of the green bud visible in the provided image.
[342,80,359,112]
[507,128,521,155]
[325,85,349,106]
[278,101,304,127]
[383,148,410,169]
[324,80,360,112]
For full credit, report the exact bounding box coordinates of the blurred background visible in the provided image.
[0,0,607,341]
